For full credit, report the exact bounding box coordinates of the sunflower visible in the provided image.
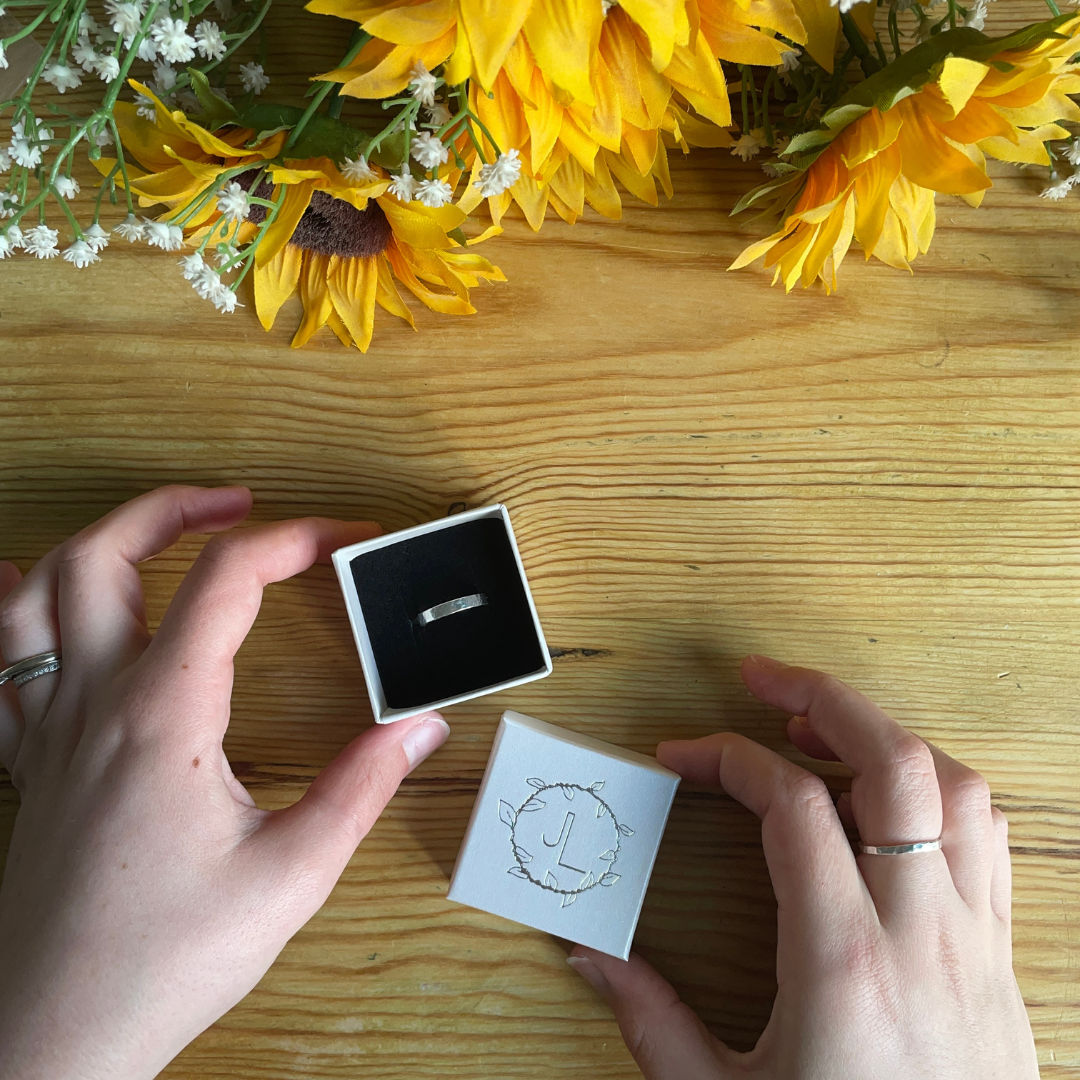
[731,16,1080,291]
[102,82,505,349]
[307,0,830,226]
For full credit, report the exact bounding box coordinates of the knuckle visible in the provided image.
[950,769,992,812]
[784,769,833,814]
[888,734,937,783]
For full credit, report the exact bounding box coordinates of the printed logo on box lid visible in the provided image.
[499,779,634,908]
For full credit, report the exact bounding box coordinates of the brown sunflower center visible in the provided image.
[243,174,392,259]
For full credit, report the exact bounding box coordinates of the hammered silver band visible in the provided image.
[417,593,488,627]
[859,839,942,856]
[0,651,62,688]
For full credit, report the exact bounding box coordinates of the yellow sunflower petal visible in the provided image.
[523,0,602,106]
[379,196,455,249]
[362,0,454,45]
[255,243,304,330]
[258,182,314,268]
[375,254,416,326]
[387,239,476,314]
[619,0,682,70]
[584,150,623,219]
[327,254,379,352]
[894,98,991,194]
[788,0,838,72]
[292,253,334,347]
[459,0,531,88]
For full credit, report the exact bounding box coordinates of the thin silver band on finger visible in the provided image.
[0,650,62,688]
[416,593,488,627]
[859,838,942,856]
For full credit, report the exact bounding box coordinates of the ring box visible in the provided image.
[332,505,553,724]
[447,711,681,959]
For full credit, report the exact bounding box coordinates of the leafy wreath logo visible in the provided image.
[499,779,634,909]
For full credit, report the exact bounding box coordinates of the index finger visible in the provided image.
[141,517,380,733]
[656,732,871,948]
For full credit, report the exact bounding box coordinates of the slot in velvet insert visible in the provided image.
[348,516,547,709]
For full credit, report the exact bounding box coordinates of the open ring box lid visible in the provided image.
[332,504,554,724]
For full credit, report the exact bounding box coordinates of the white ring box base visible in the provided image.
[332,505,553,724]
[448,711,681,960]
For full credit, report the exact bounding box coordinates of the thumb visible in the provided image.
[263,711,450,877]
[567,946,736,1080]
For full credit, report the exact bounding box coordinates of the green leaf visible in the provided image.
[187,68,240,130]
[448,226,468,247]
[782,128,836,156]
[731,173,800,216]
[233,104,410,168]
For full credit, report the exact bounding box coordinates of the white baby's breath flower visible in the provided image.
[761,160,784,177]
[79,12,100,34]
[239,61,269,94]
[10,140,41,169]
[63,239,100,268]
[388,169,415,201]
[174,89,200,113]
[475,148,521,197]
[215,243,239,267]
[730,130,767,161]
[0,147,10,173]
[0,43,8,72]
[135,92,157,122]
[1040,176,1075,199]
[84,223,110,251]
[410,131,449,170]
[194,20,226,60]
[425,101,452,129]
[105,0,143,41]
[408,61,438,107]
[830,0,856,10]
[1066,139,1080,167]
[54,176,80,199]
[113,213,145,242]
[144,218,185,250]
[210,281,241,312]
[178,251,205,279]
[43,63,83,93]
[94,55,121,82]
[151,16,196,64]
[153,61,177,89]
[964,0,988,29]
[780,49,801,72]
[415,177,453,207]
[136,36,158,61]
[73,35,99,71]
[93,126,114,147]
[0,191,18,217]
[23,224,60,259]
[341,155,379,184]
[214,0,234,17]
[0,225,23,257]
[192,264,220,298]
[216,181,249,222]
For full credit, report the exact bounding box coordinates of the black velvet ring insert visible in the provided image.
[349,516,547,710]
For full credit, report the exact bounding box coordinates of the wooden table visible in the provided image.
[3,5,1080,1074]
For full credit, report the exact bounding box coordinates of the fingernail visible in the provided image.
[402,713,450,770]
[566,955,611,997]
[791,714,810,728]
[745,654,787,671]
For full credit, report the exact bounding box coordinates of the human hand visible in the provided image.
[567,655,1036,1080]
[0,485,451,1080]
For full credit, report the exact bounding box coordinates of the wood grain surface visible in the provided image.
[2,2,1080,1075]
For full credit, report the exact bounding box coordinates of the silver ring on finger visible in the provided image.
[859,838,942,856]
[0,651,63,688]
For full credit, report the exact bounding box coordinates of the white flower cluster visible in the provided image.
[178,250,243,312]
[1040,140,1080,199]
[475,149,521,197]
[7,118,52,170]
